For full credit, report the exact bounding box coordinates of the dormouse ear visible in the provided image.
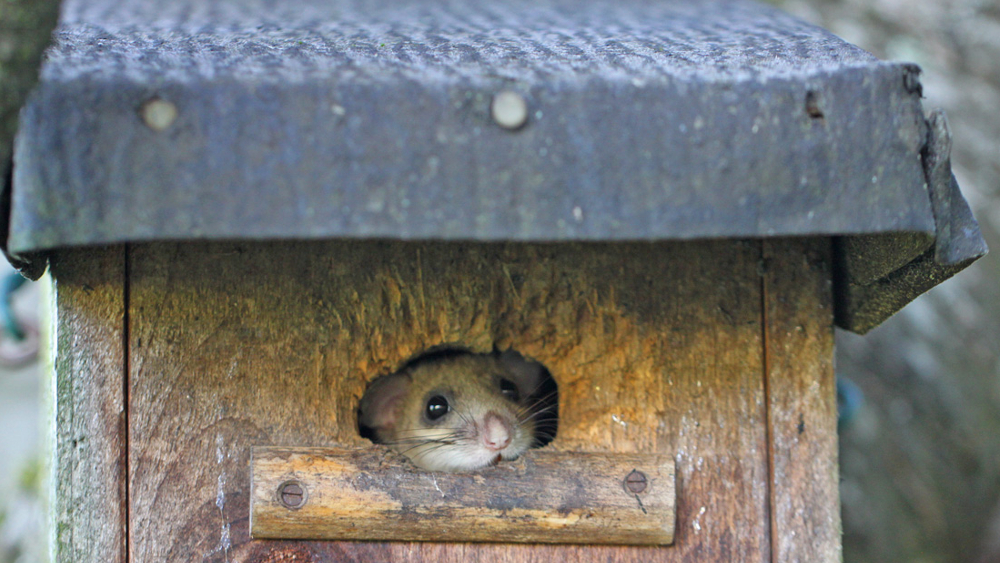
[359,371,412,432]
[497,350,545,399]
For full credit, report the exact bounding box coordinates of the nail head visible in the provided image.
[491,90,528,130]
[140,98,178,131]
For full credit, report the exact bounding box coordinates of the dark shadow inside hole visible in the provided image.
[528,359,559,448]
[357,345,559,461]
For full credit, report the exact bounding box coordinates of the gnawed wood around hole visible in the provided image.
[251,447,675,545]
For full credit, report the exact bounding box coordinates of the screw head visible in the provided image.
[278,480,307,510]
[491,90,529,130]
[624,470,648,494]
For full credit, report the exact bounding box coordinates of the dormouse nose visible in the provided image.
[481,411,513,451]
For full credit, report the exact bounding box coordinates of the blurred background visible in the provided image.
[773,0,1000,561]
[1,0,998,561]
[0,263,44,563]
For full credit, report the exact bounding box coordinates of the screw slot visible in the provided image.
[624,470,648,494]
[278,480,308,510]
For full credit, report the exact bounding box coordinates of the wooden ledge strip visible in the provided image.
[250,446,675,545]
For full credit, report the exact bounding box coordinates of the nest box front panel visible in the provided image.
[51,238,835,561]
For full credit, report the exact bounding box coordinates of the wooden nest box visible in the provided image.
[5,0,986,561]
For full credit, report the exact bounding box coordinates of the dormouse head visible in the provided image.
[358,350,547,472]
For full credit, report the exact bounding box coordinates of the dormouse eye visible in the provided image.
[500,378,519,402]
[425,395,450,421]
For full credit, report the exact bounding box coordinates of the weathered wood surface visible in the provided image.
[50,247,127,563]
[126,240,772,562]
[251,447,676,545]
[763,239,840,563]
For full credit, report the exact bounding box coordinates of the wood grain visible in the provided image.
[251,447,675,545]
[126,240,771,562]
[763,239,841,563]
[49,246,127,563]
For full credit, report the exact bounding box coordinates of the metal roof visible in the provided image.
[7,0,986,331]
